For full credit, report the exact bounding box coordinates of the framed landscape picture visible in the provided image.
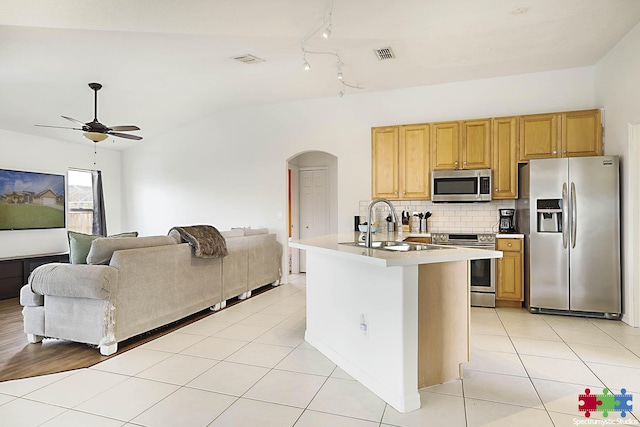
[0,168,66,230]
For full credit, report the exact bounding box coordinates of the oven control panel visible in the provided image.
[431,233,496,247]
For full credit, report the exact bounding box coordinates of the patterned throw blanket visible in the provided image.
[169,225,228,258]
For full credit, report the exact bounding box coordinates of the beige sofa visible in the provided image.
[20,228,282,355]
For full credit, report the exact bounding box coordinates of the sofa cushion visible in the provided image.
[68,231,138,264]
[242,228,269,236]
[220,229,244,239]
[87,235,177,265]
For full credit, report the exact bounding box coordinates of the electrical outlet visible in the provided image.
[360,314,368,336]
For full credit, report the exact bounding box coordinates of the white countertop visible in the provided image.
[496,233,525,238]
[290,232,502,268]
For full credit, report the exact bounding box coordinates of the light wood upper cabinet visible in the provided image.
[371,126,399,199]
[496,238,523,302]
[492,117,518,199]
[562,109,602,157]
[372,124,429,200]
[519,109,602,161]
[430,122,459,170]
[372,109,603,202]
[431,120,491,170]
[400,124,430,199]
[518,113,560,161]
[461,119,492,169]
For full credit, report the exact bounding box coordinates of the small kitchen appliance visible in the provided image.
[431,169,492,202]
[499,209,516,233]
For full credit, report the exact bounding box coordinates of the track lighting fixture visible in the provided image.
[322,24,332,39]
[299,0,364,98]
[302,49,311,71]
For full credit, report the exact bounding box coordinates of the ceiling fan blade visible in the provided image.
[109,125,140,132]
[61,116,86,126]
[108,132,142,141]
[35,124,82,130]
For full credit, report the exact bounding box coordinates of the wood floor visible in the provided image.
[0,286,274,383]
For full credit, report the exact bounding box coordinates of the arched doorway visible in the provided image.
[287,151,338,273]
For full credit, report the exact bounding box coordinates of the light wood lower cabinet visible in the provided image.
[403,236,432,244]
[496,238,523,306]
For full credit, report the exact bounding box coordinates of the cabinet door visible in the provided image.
[561,110,602,157]
[496,239,523,301]
[492,117,518,199]
[371,126,399,199]
[431,122,460,170]
[461,119,491,169]
[400,124,430,199]
[518,113,560,161]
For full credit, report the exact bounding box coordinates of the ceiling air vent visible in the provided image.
[232,54,265,64]
[374,47,395,61]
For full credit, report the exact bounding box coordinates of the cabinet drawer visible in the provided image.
[404,237,432,244]
[497,238,522,251]
[0,261,22,279]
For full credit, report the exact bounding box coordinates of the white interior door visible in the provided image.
[299,168,329,272]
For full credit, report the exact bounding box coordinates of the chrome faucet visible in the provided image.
[365,198,399,248]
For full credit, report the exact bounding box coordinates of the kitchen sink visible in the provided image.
[339,241,453,252]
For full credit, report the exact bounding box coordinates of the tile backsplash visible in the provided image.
[358,199,516,234]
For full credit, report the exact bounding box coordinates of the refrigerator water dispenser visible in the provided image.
[536,199,562,233]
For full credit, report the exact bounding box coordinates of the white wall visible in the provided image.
[123,66,598,252]
[0,129,122,258]
[595,21,640,326]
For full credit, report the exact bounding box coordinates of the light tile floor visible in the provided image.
[1,273,639,426]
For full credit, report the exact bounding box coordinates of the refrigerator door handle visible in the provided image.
[571,182,577,249]
[562,182,568,249]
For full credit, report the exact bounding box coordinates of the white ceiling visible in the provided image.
[1,0,640,149]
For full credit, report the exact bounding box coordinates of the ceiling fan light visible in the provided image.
[83,132,108,142]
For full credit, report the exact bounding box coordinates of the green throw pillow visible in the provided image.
[67,231,138,264]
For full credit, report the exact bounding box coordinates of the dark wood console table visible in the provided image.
[0,253,69,300]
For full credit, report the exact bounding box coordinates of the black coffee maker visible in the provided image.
[499,209,516,233]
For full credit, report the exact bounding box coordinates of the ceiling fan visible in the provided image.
[36,82,142,143]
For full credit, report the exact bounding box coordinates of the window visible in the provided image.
[67,169,94,234]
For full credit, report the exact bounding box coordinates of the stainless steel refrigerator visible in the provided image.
[517,156,621,318]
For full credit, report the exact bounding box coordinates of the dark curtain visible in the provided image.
[91,170,107,236]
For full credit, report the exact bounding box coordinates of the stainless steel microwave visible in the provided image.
[431,169,492,202]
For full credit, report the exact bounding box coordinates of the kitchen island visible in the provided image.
[289,233,502,413]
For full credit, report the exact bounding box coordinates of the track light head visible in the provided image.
[338,89,344,98]
[322,24,332,39]
[303,59,311,71]
[337,71,343,80]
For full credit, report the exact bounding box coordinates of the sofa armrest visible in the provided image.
[20,284,43,307]
[29,263,117,300]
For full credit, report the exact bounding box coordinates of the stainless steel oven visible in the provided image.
[431,233,496,308]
